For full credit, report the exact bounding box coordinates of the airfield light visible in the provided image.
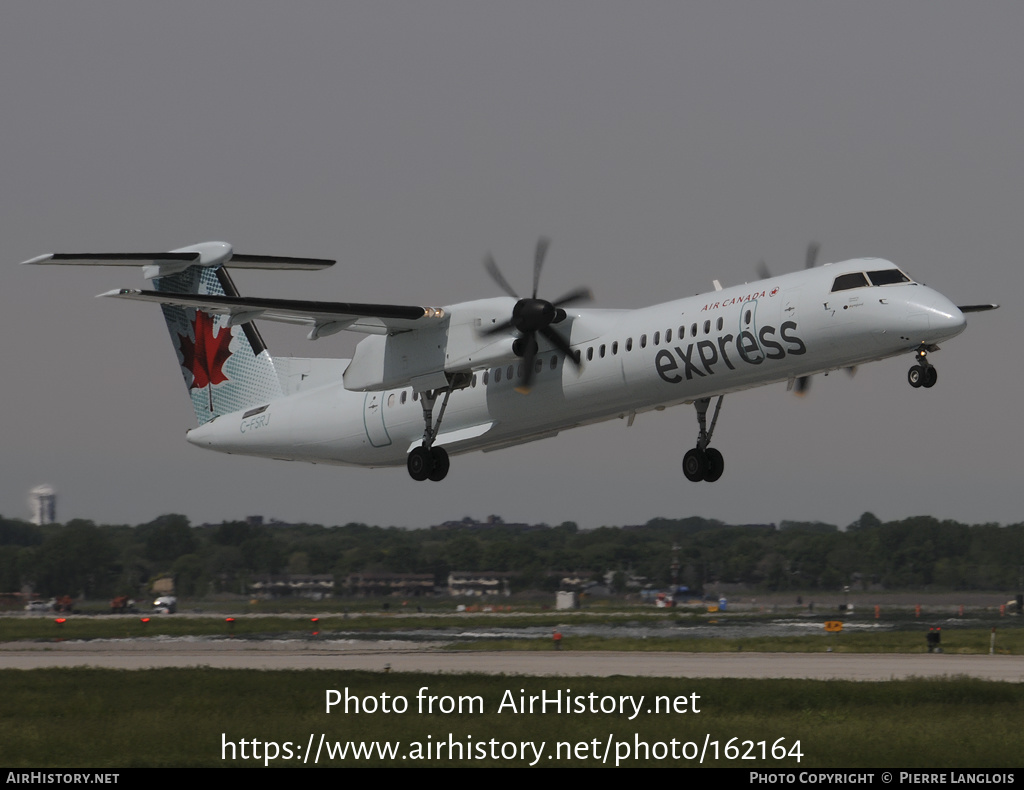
[54,618,66,625]
[140,617,151,624]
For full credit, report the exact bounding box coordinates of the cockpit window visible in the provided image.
[867,269,911,286]
[831,272,870,292]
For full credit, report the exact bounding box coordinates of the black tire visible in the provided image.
[682,448,706,482]
[428,446,450,481]
[704,448,725,482]
[407,446,433,481]
[908,365,923,388]
[923,366,937,388]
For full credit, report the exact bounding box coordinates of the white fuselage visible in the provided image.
[185,258,967,467]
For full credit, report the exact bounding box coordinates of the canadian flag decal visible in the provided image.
[178,311,232,411]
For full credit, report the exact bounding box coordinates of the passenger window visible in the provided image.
[550,356,557,369]
[653,331,660,346]
[586,347,594,361]
[388,393,395,407]
[494,367,501,383]
[535,358,543,373]
[612,341,618,355]
[483,370,489,385]
[678,326,685,339]
[509,365,515,379]
[599,344,606,358]
[716,317,723,331]
[401,391,408,403]
[703,320,711,335]
[665,328,672,343]
[831,272,870,292]
[640,334,647,348]
[691,323,698,336]
[626,338,633,352]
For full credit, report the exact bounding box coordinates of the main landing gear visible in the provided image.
[682,396,725,483]
[406,372,470,482]
[907,345,938,389]
[407,444,450,482]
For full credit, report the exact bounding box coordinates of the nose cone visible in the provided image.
[907,288,967,342]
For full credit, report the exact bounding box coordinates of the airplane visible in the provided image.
[25,239,996,484]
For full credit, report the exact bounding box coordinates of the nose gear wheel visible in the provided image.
[908,345,938,389]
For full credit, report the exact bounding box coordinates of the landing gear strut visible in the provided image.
[407,372,470,482]
[682,396,725,483]
[907,345,938,389]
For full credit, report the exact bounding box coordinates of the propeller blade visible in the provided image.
[539,325,580,368]
[515,334,540,394]
[484,254,520,299]
[532,237,550,299]
[552,286,593,309]
[756,259,772,280]
[805,242,820,270]
[846,366,858,378]
[794,375,811,395]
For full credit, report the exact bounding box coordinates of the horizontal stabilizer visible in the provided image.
[100,288,446,337]
[957,303,999,313]
[24,252,199,266]
[23,241,334,279]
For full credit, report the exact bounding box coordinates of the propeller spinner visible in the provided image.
[482,238,592,393]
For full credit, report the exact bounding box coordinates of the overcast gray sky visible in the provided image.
[3,1,1020,530]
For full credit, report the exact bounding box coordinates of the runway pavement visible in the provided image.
[2,639,1023,680]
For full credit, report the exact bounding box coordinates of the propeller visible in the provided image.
[481,237,592,393]
[791,366,857,396]
[804,241,820,270]
[759,243,857,396]
[757,241,820,281]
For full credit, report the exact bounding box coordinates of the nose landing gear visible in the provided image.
[908,346,938,389]
[682,396,725,483]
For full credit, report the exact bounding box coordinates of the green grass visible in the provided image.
[1,669,1022,767]
[4,613,1022,654]
[446,629,1024,654]
[0,612,691,641]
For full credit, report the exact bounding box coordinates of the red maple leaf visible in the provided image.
[178,311,232,411]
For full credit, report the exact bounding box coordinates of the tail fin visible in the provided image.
[153,262,284,423]
[25,241,334,425]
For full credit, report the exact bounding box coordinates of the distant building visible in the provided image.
[344,573,435,597]
[447,571,513,597]
[28,485,56,525]
[250,574,335,600]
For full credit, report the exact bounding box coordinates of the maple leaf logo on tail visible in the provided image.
[178,311,232,412]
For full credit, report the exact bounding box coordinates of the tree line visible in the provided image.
[1,512,1022,599]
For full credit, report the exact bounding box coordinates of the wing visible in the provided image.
[100,289,445,338]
